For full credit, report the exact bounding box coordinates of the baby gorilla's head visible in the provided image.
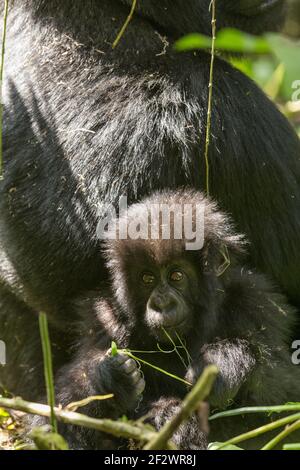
[103,189,245,344]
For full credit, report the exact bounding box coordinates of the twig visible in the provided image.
[144,365,219,450]
[204,0,217,196]
[0,397,156,443]
[66,394,114,412]
[0,0,9,178]
[39,313,57,433]
[0,367,218,449]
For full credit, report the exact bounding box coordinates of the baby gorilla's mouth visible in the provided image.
[165,319,187,330]
[152,320,189,344]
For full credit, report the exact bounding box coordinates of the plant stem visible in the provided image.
[261,420,300,450]
[283,443,300,450]
[215,412,300,449]
[39,313,57,433]
[210,404,300,421]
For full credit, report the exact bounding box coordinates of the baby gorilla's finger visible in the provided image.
[114,353,128,365]
[131,369,142,384]
[136,378,145,395]
[122,358,137,374]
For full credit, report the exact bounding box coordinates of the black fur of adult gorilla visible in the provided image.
[49,189,300,450]
[0,0,300,438]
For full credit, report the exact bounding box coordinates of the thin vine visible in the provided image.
[204,0,217,196]
[121,350,193,387]
[111,338,193,387]
[113,0,137,49]
[161,327,189,369]
[0,0,9,179]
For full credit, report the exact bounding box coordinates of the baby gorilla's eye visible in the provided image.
[142,273,156,285]
[169,270,184,282]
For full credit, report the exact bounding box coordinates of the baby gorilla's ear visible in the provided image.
[201,200,247,277]
[208,242,240,278]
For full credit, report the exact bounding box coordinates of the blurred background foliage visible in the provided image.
[234,0,300,134]
[284,0,300,38]
[176,0,300,135]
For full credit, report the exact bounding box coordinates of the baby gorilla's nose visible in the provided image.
[146,292,186,331]
[150,294,176,315]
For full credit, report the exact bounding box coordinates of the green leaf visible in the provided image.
[111,341,118,357]
[120,415,129,423]
[215,29,270,54]
[0,407,10,425]
[0,407,9,418]
[175,33,212,51]
[175,28,270,54]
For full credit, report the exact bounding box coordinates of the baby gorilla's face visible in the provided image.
[137,260,198,343]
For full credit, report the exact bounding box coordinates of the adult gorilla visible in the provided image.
[0,1,300,399]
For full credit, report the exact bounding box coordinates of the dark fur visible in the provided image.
[1,0,300,447]
[33,190,300,449]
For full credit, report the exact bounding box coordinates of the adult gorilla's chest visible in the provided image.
[1,0,300,316]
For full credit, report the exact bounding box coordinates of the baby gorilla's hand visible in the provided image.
[96,352,145,416]
[110,352,145,396]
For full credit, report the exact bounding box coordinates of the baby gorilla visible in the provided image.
[54,189,300,449]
